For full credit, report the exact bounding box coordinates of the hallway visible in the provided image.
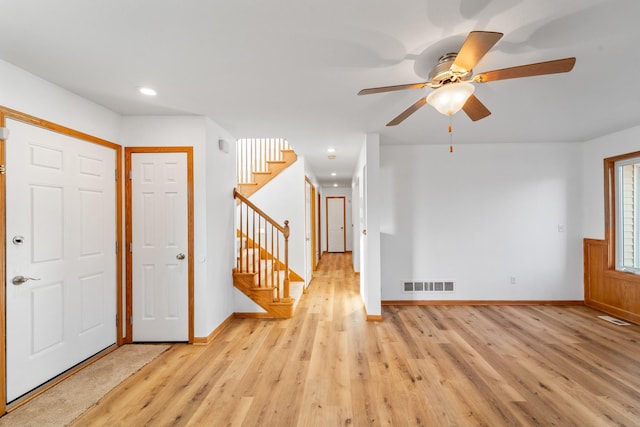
[69,252,640,426]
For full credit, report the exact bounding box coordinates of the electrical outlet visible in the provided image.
[510,276,517,285]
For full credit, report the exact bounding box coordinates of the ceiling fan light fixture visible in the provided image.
[426,82,475,116]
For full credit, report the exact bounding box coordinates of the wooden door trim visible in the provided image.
[305,177,318,271]
[311,186,317,270]
[317,192,322,262]
[0,106,122,414]
[326,196,346,253]
[125,147,195,344]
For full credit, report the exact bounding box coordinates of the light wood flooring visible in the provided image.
[72,253,640,426]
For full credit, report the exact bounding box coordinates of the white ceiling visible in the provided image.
[1,0,639,187]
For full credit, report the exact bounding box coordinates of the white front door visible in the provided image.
[5,119,117,402]
[327,197,345,253]
[131,152,189,342]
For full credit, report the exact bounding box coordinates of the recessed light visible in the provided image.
[333,183,338,187]
[139,87,157,96]
[331,172,337,176]
[327,148,336,153]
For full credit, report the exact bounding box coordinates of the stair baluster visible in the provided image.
[234,188,290,302]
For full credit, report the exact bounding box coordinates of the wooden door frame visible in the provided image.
[124,147,194,344]
[317,192,322,261]
[305,177,318,271]
[311,185,318,270]
[326,196,346,253]
[0,106,122,413]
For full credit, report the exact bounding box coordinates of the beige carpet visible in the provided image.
[0,344,170,427]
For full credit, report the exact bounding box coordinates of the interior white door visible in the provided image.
[352,177,360,272]
[131,152,188,342]
[327,197,345,253]
[5,119,117,402]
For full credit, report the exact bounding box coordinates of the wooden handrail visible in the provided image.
[234,188,290,300]
[233,188,287,234]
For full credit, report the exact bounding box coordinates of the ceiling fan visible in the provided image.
[358,31,576,126]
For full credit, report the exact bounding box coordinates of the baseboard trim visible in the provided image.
[381,300,585,306]
[303,281,312,294]
[193,314,234,345]
[362,302,383,321]
[233,312,274,319]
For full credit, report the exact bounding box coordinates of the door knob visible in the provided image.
[176,253,186,260]
[12,275,40,286]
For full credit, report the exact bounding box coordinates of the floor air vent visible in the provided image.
[597,315,630,326]
[403,281,454,293]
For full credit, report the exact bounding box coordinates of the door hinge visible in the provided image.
[0,165,5,175]
[129,242,133,253]
[116,314,119,326]
[130,316,133,325]
[116,241,119,254]
[115,169,118,181]
[128,170,132,180]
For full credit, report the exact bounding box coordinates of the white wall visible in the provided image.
[203,120,237,334]
[0,59,120,141]
[248,157,306,277]
[582,125,640,240]
[320,187,353,253]
[379,142,584,301]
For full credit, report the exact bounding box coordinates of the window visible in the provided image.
[614,155,640,273]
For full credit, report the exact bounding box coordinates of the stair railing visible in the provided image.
[236,138,291,184]
[234,188,290,300]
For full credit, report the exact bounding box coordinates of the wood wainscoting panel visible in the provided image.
[584,238,640,324]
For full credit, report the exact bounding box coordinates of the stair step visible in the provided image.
[270,298,294,305]
[236,149,297,198]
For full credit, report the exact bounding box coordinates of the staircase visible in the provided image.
[236,138,297,198]
[233,138,301,318]
[234,189,295,318]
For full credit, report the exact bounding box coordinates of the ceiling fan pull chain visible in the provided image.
[449,116,454,153]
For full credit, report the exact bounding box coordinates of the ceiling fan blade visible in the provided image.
[451,31,503,74]
[386,97,427,126]
[358,82,428,95]
[474,57,576,83]
[462,94,491,121]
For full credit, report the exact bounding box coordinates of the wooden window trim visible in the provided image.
[603,150,640,278]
